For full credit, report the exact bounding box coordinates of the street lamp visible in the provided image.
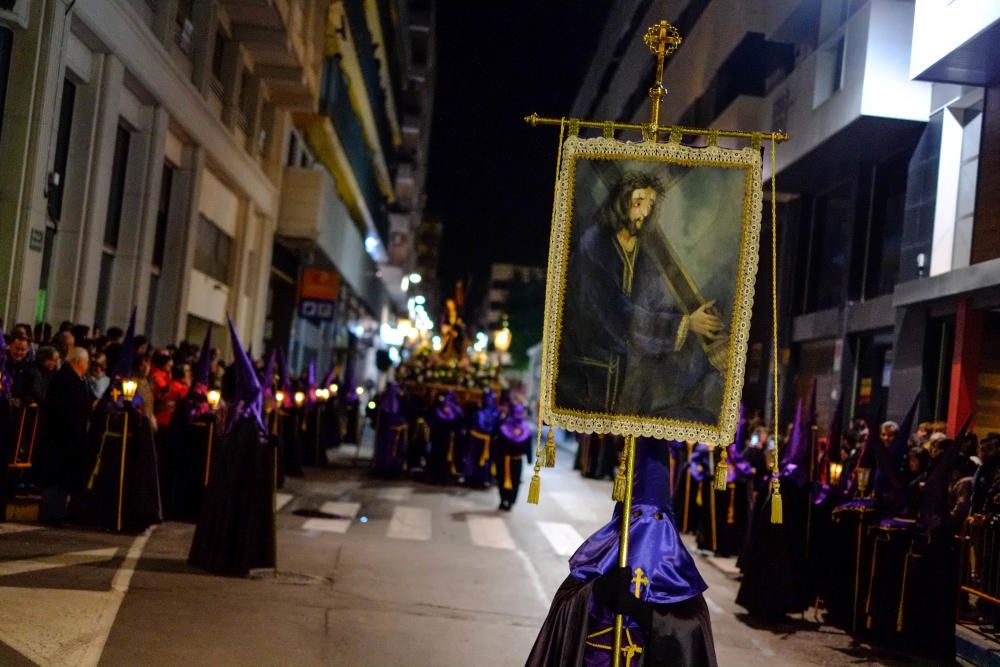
[493,325,512,354]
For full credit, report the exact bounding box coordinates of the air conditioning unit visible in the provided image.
[0,0,30,29]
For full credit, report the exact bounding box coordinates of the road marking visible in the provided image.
[81,526,155,666]
[550,491,599,522]
[0,548,118,577]
[703,593,724,614]
[466,516,515,550]
[536,521,584,556]
[302,518,352,534]
[320,501,361,518]
[275,493,294,511]
[377,486,413,502]
[386,506,432,541]
[516,548,551,612]
[0,524,43,535]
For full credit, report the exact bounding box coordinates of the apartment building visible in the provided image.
[0,0,433,383]
[570,0,999,435]
[268,0,436,374]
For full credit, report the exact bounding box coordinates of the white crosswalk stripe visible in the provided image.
[301,501,361,534]
[386,506,432,541]
[377,486,414,502]
[536,521,584,556]
[466,516,515,550]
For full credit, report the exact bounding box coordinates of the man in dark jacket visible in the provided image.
[37,346,91,522]
[11,342,58,406]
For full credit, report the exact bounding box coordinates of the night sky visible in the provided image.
[425,3,611,311]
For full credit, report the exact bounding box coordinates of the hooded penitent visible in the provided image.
[526,438,716,667]
[571,439,707,604]
[373,383,408,476]
[188,317,275,576]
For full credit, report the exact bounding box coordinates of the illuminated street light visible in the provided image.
[493,325,512,354]
[408,273,422,284]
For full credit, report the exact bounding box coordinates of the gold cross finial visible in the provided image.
[643,20,681,57]
[631,567,650,599]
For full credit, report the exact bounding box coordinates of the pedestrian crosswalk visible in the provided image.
[277,483,607,558]
[386,506,432,541]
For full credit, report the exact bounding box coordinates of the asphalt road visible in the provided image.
[0,442,952,666]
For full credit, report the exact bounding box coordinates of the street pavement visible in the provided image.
[0,440,959,666]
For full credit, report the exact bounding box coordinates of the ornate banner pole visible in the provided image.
[525,19,790,665]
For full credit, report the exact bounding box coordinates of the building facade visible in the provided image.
[267,0,436,376]
[0,0,435,381]
[569,0,1000,436]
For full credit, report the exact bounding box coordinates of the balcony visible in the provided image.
[220,0,321,110]
[757,0,931,182]
[319,57,389,248]
[278,166,371,296]
[343,0,395,166]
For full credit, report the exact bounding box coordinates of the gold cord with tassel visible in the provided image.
[530,116,567,502]
[612,444,627,502]
[769,134,783,525]
[544,427,556,467]
[770,476,783,524]
[714,445,728,491]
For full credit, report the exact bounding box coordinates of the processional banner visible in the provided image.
[540,136,763,446]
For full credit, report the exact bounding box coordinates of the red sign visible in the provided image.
[299,269,340,301]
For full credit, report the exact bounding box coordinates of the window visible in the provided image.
[94,252,115,330]
[0,27,12,145]
[152,163,174,268]
[813,36,845,108]
[48,78,77,222]
[193,215,232,284]
[104,123,131,249]
[862,153,909,298]
[286,131,298,167]
[211,30,226,82]
[145,273,159,336]
[175,0,194,53]
[805,182,852,312]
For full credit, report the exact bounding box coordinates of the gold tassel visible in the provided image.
[612,445,626,501]
[527,461,542,504]
[714,447,728,491]
[770,477,783,524]
[543,428,556,467]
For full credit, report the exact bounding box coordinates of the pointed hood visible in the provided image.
[307,359,317,403]
[322,363,337,389]
[919,413,972,529]
[475,388,500,433]
[381,382,403,415]
[569,437,709,605]
[111,309,137,379]
[499,403,531,442]
[781,398,808,484]
[226,316,264,432]
[872,393,920,512]
[727,404,753,483]
[0,325,10,395]
[275,347,291,407]
[194,325,212,387]
[261,349,277,398]
[826,394,845,488]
